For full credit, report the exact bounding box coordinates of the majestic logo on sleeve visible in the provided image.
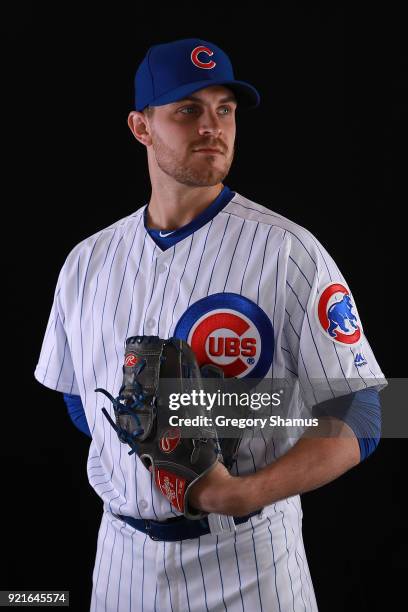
[316,282,362,345]
[191,46,216,70]
[174,293,274,378]
[354,352,367,367]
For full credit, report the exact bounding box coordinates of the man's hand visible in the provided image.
[188,462,255,516]
[148,461,254,516]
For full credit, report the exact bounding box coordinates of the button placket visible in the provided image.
[144,248,184,338]
[143,251,174,335]
[157,262,169,274]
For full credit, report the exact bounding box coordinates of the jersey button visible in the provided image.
[146,318,156,329]
[158,263,168,274]
[139,500,148,510]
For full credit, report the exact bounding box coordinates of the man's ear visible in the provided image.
[127,111,152,146]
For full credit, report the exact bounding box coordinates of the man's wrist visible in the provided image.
[188,462,273,516]
[206,474,257,516]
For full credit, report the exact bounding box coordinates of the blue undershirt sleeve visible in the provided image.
[312,387,381,461]
[63,393,92,438]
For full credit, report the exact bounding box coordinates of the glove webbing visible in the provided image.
[95,359,149,456]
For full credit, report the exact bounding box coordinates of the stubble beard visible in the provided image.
[151,131,235,187]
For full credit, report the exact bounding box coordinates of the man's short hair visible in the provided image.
[144,106,155,118]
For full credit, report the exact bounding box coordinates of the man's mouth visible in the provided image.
[193,148,223,154]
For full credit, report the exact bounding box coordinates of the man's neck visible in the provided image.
[146,183,224,230]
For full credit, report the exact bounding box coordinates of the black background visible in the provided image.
[2,2,406,611]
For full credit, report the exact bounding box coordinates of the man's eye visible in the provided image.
[180,107,196,114]
[218,106,231,115]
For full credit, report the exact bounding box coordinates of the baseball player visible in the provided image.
[35,38,386,611]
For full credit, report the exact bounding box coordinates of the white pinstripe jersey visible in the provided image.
[35,188,385,521]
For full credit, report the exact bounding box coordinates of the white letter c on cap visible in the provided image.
[191,46,216,70]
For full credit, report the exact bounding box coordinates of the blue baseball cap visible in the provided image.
[134,38,260,111]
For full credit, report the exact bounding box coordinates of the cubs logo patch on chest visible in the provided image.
[174,293,274,378]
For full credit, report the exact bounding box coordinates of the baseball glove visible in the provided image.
[95,335,226,520]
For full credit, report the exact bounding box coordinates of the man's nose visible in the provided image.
[197,111,222,136]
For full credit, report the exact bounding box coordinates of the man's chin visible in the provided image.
[177,173,228,188]
[174,169,228,187]
[178,163,231,187]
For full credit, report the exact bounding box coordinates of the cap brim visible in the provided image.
[140,79,260,110]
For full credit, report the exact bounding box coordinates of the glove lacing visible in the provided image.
[95,359,149,455]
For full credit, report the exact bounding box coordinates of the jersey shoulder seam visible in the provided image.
[64,207,145,263]
[227,192,326,255]
[227,193,310,233]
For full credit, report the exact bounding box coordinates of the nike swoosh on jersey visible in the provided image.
[159,230,175,237]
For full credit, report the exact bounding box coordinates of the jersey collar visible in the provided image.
[144,185,235,251]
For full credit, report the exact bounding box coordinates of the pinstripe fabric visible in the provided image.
[35,191,385,611]
[90,499,317,612]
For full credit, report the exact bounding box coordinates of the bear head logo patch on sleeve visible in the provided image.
[316,282,362,345]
